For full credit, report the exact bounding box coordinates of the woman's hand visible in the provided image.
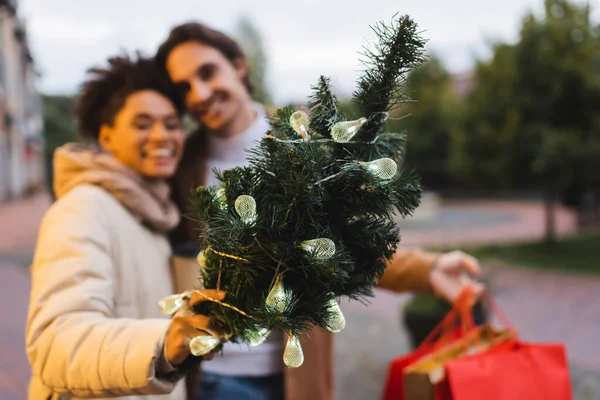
[164,289,226,366]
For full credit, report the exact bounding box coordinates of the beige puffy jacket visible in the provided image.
[26,144,186,400]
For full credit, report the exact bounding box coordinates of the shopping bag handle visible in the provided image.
[480,290,512,329]
[418,288,514,349]
[419,287,477,348]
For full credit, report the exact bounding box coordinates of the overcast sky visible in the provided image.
[19,0,599,104]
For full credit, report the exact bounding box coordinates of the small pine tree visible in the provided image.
[185,14,425,367]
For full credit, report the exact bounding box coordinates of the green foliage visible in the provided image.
[190,15,425,343]
[235,16,273,106]
[403,292,451,316]
[456,0,600,194]
[307,76,342,134]
[386,56,461,189]
[353,15,427,143]
[41,94,77,194]
[465,233,600,275]
[452,44,522,190]
[515,0,600,188]
[42,94,77,150]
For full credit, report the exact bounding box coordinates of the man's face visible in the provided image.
[166,41,250,134]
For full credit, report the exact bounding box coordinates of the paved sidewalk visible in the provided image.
[0,262,31,399]
[0,192,52,254]
[399,200,578,247]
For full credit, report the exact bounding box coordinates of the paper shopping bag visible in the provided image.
[445,341,572,400]
[382,289,486,400]
[402,325,515,400]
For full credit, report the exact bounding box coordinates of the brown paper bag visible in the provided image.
[170,255,203,293]
[403,325,514,400]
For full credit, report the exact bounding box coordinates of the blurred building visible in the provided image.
[0,0,43,201]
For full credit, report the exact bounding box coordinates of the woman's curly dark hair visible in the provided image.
[75,52,185,141]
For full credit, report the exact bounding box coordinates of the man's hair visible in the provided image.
[75,52,184,141]
[155,22,254,94]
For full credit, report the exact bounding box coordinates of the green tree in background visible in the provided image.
[42,94,77,198]
[457,0,600,245]
[451,44,521,192]
[387,56,461,190]
[514,0,600,245]
[235,16,273,106]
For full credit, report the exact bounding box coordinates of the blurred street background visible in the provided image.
[1,0,600,398]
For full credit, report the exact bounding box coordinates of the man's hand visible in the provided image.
[429,251,485,303]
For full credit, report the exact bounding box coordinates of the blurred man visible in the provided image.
[156,22,483,400]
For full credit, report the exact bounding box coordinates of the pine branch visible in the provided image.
[269,106,301,139]
[307,76,341,137]
[353,14,427,141]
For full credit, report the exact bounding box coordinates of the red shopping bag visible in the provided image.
[446,338,571,399]
[382,337,448,400]
[444,293,572,399]
[384,289,573,400]
[382,290,480,400]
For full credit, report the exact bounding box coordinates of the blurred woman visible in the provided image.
[26,54,223,400]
